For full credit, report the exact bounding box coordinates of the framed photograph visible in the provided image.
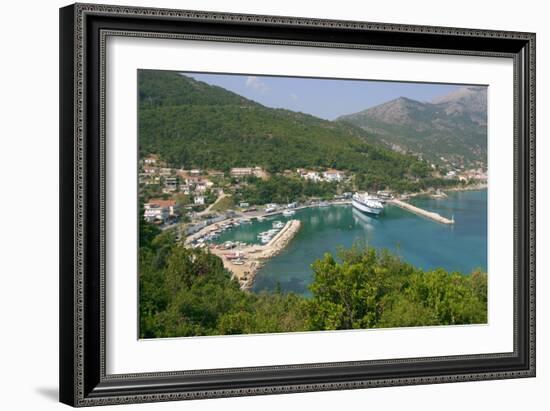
[59,3,536,407]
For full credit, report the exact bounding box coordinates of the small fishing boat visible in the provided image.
[272,221,284,229]
[223,241,236,249]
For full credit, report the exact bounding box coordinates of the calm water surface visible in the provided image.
[214,190,487,296]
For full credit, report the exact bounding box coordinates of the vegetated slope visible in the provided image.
[138,70,431,183]
[337,86,487,168]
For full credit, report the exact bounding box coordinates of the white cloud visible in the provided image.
[245,76,270,93]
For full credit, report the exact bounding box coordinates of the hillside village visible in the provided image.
[139,153,487,235]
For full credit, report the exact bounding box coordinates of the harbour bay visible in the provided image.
[213,190,487,295]
[138,71,490,337]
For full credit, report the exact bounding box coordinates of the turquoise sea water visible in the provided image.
[214,190,487,296]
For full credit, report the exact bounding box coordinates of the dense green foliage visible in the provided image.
[308,245,487,329]
[234,175,342,205]
[140,220,487,338]
[210,195,235,212]
[138,71,433,187]
[353,171,468,193]
[139,220,308,337]
[139,69,253,108]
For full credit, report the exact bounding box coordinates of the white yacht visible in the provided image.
[272,221,285,229]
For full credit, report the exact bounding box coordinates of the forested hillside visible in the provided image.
[138,70,432,184]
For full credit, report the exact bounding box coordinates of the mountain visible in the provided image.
[138,70,434,190]
[336,87,487,168]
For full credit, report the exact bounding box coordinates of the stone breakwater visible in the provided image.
[208,220,302,290]
[389,199,455,225]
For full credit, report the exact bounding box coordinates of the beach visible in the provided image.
[207,219,302,290]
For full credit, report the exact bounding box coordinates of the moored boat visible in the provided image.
[352,192,384,216]
[272,221,284,229]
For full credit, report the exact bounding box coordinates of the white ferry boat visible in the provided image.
[352,192,384,216]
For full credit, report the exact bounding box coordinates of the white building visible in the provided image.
[185,176,202,186]
[230,167,253,177]
[194,183,208,193]
[143,205,169,222]
[139,173,160,186]
[143,166,157,174]
[143,199,177,222]
[143,154,159,165]
[179,184,191,195]
[323,170,344,182]
[303,171,321,182]
[194,196,205,205]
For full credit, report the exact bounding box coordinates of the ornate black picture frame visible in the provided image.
[59,3,535,407]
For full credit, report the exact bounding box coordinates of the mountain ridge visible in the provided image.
[337,86,487,168]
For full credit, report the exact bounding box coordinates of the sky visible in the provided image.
[184,72,464,120]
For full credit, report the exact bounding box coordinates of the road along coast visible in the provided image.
[183,199,350,246]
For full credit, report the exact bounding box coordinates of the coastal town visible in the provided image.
[136,72,490,338]
[140,153,487,289]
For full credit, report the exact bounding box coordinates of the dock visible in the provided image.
[207,219,302,290]
[389,199,454,225]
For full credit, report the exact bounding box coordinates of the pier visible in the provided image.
[183,199,349,246]
[389,199,455,225]
[207,220,302,290]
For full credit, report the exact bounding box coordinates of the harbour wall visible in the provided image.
[389,199,455,225]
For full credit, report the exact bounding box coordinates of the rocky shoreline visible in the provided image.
[443,183,488,192]
[403,183,487,200]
